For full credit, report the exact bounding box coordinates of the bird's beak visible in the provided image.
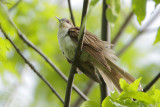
[56,16,61,21]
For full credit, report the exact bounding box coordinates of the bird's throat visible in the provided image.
[58,28,77,60]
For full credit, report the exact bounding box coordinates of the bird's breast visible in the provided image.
[59,34,77,60]
[57,29,90,62]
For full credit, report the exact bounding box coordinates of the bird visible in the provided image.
[56,17,142,93]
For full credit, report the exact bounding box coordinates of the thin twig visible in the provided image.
[143,72,160,92]
[72,81,94,107]
[111,11,134,45]
[3,8,88,101]
[9,0,22,11]
[67,0,76,26]
[100,0,108,102]
[116,30,143,57]
[64,0,90,106]
[0,26,64,104]
[117,8,160,57]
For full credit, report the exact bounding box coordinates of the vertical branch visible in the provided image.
[64,0,89,106]
[67,0,76,26]
[101,0,109,42]
[100,0,108,102]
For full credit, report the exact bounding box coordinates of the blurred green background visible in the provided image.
[0,0,160,107]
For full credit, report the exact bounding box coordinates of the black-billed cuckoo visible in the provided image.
[56,17,142,92]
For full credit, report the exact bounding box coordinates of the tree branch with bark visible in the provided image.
[0,26,64,104]
[0,5,88,101]
[64,0,90,106]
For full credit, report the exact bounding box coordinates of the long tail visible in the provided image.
[97,60,135,93]
[95,58,143,93]
[89,47,142,92]
[83,40,142,92]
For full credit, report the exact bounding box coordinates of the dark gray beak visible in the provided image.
[56,16,61,21]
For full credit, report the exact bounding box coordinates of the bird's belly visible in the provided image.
[60,36,90,62]
[61,36,76,60]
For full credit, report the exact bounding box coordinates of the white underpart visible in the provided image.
[58,27,76,60]
[57,23,90,61]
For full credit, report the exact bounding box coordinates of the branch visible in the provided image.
[64,0,90,106]
[100,0,108,102]
[67,0,76,26]
[117,8,160,57]
[101,0,109,42]
[143,72,160,92]
[116,30,143,57]
[3,9,88,101]
[72,81,94,107]
[9,0,22,11]
[0,26,64,104]
[111,11,134,45]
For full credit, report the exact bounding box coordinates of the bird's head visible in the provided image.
[56,16,74,29]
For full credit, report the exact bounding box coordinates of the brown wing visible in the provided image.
[68,27,111,71]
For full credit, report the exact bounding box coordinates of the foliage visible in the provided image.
[80,100,100,107]
[106,0,121,23]
[0,37,9,61]
[154,0,160,7]
[90,0,99,6]
[153,27,160,45]
[132,0,147,24]
[0,0,160,107]
[81,78,160,107]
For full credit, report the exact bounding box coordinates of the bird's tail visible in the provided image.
[92,55,143,93]
[83,40,142,92]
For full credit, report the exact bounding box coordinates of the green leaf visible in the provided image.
[119,78,130,91]
[0,4,16,37]
[117,99,148,107]
[153,27,160,45]
[110,89,119,100]
[90,0,99,6]
[0,37,9,61]
[102,97,124,107]
[106,8,117,23]
[153,0,160,7]
[102,96,147,107]
[80,100,100,107]
[102,97,115,107]
[106,0,121,23]
[147,86,160,103]
[102,78,160,107]
[119,77,141,91]
[132,0,147,24]
[119,91,155,104]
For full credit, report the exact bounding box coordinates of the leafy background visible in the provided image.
[0,0,160,107]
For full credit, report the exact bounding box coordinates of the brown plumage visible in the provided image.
[57,18,142,93]
[68,27,141,92]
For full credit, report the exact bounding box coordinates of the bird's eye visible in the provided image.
[66,20,70,23]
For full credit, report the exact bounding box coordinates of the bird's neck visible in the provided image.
[58,27,70,39]
[57,26,77,60]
